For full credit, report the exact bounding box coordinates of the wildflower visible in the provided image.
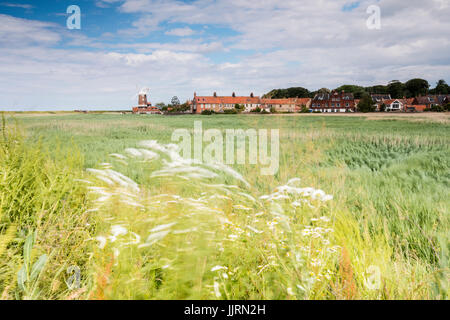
[296,284,306,292]
[139,230,171,248]
[233,204,252,211]
[122,232,141,246]
[96,236,107,249]
[125,148,143,157]
[211,265,228,272]
[213,281,222,298]
[111,225,128,237]
[247,225,263,234]
[150,222,177,233]
[287,287,295,296]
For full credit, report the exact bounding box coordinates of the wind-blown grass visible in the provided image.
[1,113,448,300]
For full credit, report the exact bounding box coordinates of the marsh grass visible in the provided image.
[0,118,96,299]
[1,113,448,300]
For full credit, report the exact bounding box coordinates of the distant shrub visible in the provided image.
[250,107,261,113]
[201,110,215,115]
[224,109,238,114]
[298,105,309,113]
[234,104,245,112]
[425,105,445,112]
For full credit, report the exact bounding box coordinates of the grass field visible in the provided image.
[1,112,449,300]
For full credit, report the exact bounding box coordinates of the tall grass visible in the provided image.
[1,113,448,299]
[0,117,96,299]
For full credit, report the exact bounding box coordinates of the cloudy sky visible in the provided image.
[0,0,449,110]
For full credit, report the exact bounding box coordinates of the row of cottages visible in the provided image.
[371,95,416,112]
[371,94,450,112]
[192,92,311,114]
[310,91,357,113]
[412,95,450,110]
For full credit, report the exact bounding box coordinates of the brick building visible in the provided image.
[310,91,356,113]
[192,92,311,113]
[132,91,161,114]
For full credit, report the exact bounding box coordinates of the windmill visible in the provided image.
[131,87,151,107]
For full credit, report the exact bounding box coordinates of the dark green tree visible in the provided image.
[387,80,405,98]
[434,79,448,94]
[335,85,366,98]
[405,78,429,97]
[262,87,310,99]
[357,94,376,113]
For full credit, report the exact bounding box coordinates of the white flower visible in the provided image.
[213,281,222,298]
[211,265,227,272]
[287,287,295,296]
[150,222,177,233]
[96,236,107,249]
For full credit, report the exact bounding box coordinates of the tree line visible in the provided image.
[262,79,449,100]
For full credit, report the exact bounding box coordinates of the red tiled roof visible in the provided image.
[195,96,261,104]
[195,96,311,106]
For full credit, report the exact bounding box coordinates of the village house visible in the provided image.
[371,94,392,103]
[192,92,261,114]
[310,91,356,112]
[412,95,450,109]
[260,98,311,112]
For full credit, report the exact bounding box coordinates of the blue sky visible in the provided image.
[0,0,449,110]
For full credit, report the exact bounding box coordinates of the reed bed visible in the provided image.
[0,113,448,299]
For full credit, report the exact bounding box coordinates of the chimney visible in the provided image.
[213,92,217,97]
[232,92,236,97]
[250,92,254,98]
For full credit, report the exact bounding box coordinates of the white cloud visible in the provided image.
[95,0,123,8]
[0,0,449,110]
[0,2,33,10]
[165,27,195,37]
[0,14,61,46]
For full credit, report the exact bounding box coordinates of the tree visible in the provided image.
[367,85,389,94]
[434,79,449,95]
[335,85,366,98]
[387,80,405,99]
[299,105,309,113]
[357,94,376,113]
[155,102,166,110]
[262,87,310,99]
[405,78,429,97]
[171,96,180,106]
[317,88,331,94]
[234,104,245,112]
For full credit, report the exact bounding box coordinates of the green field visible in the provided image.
[1,113,449,300]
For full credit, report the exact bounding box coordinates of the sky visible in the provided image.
[0,0,449,110]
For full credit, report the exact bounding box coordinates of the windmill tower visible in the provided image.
[138,88,150,107]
